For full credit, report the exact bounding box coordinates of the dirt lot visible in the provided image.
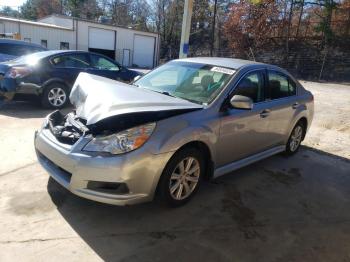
[0,81,349,262]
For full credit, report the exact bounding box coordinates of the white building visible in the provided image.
[0,14,159,68]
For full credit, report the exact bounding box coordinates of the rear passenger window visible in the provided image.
[232,71,264,103]
[267,71,296,99]
[51,54,90,68]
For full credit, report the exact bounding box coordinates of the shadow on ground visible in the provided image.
[47,146,350,262]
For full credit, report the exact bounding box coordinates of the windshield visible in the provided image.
[134,61,235,105]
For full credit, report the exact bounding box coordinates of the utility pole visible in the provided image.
[210,0,218,57]
[179,0,193,58]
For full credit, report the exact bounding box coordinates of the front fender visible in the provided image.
[153,117,219,163]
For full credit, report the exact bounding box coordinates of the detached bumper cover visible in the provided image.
[34,127,173,205]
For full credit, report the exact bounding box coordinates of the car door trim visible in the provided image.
[213,145,286,178]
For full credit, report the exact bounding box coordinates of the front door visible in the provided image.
[217,70,272,167]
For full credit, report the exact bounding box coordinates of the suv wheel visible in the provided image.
[41,83,68,109]
[285,121,305,155]
[157,148,204,207]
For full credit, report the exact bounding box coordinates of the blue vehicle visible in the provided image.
[0,50,141,108]
[0,38,47,62]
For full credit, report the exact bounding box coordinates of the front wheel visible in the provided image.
[156,148,204,207]
[285,122,305,155]
[41,83,69,109]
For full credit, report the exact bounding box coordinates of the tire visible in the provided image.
[285,121,305,155]
[41,83,69,109]
[156,148,205,207]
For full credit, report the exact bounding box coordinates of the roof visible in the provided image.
[0,16,72,30]
[38,14,159,36]
[0,38,46,49]
[175,57,263,69]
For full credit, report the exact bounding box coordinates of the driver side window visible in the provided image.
[232,71,264,103]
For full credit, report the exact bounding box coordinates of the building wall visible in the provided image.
[0,19,74,50]
[0,15,159,68]
[75,20,159,67]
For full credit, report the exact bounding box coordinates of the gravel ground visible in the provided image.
[0,81,349,262]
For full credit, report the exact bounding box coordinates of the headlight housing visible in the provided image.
[83,123,156,155]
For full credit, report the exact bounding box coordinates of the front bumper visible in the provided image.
[34,126,173,206]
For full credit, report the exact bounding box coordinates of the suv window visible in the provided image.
[232,71,264,103]
[0,43,44,56]
[267,71,296,99]
[90,54,119,71]
[51,54,90,68]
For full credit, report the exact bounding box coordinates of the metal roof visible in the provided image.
[0,16,72,30]
[38,14,159,36]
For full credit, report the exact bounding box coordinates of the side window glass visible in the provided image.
[268,71,296,99]
[90,55,119,71]
[51,54,90,68]
[233,71,264,103]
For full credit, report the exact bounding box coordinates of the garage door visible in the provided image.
[88,27,115,59]
[133,35,155,68]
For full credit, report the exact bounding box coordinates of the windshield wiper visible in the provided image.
[160,91,174,97]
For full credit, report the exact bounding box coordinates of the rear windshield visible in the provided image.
[11,51,50,65]
[0,43,45,56]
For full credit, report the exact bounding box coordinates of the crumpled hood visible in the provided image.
[70,73,203,125]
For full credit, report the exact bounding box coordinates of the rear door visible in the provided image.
[263,70,299,146]
[49,53,90,87]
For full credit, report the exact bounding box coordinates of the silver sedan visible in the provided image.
[34,57,314,207]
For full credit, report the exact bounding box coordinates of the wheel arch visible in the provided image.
[298,117,308,140]
[39,78,70,95]
[166,140,214,181]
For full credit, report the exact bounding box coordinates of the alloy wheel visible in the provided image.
[290,125,303,152]
[48,87,66,107]
[169,157,200,200]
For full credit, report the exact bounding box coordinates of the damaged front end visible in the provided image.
[44,73,204,148]
[46,110,90,145]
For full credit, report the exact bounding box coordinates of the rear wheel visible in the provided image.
[41,83,69,109]
[285,121,305,155]
[156,148,204,207]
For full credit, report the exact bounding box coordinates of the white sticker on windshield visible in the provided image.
[210,67,236,75]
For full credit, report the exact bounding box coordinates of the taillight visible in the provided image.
[5,67,32,79]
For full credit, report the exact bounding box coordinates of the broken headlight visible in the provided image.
[83,123,156,155]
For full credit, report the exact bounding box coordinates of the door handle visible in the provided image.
[292,102,299,109]
[260,109,270,118]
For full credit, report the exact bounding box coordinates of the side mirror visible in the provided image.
[133,75,141,82]
[230,95,253,110]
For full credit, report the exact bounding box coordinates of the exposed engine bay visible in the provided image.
[47,108,200,145]
[47,110,89,145]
